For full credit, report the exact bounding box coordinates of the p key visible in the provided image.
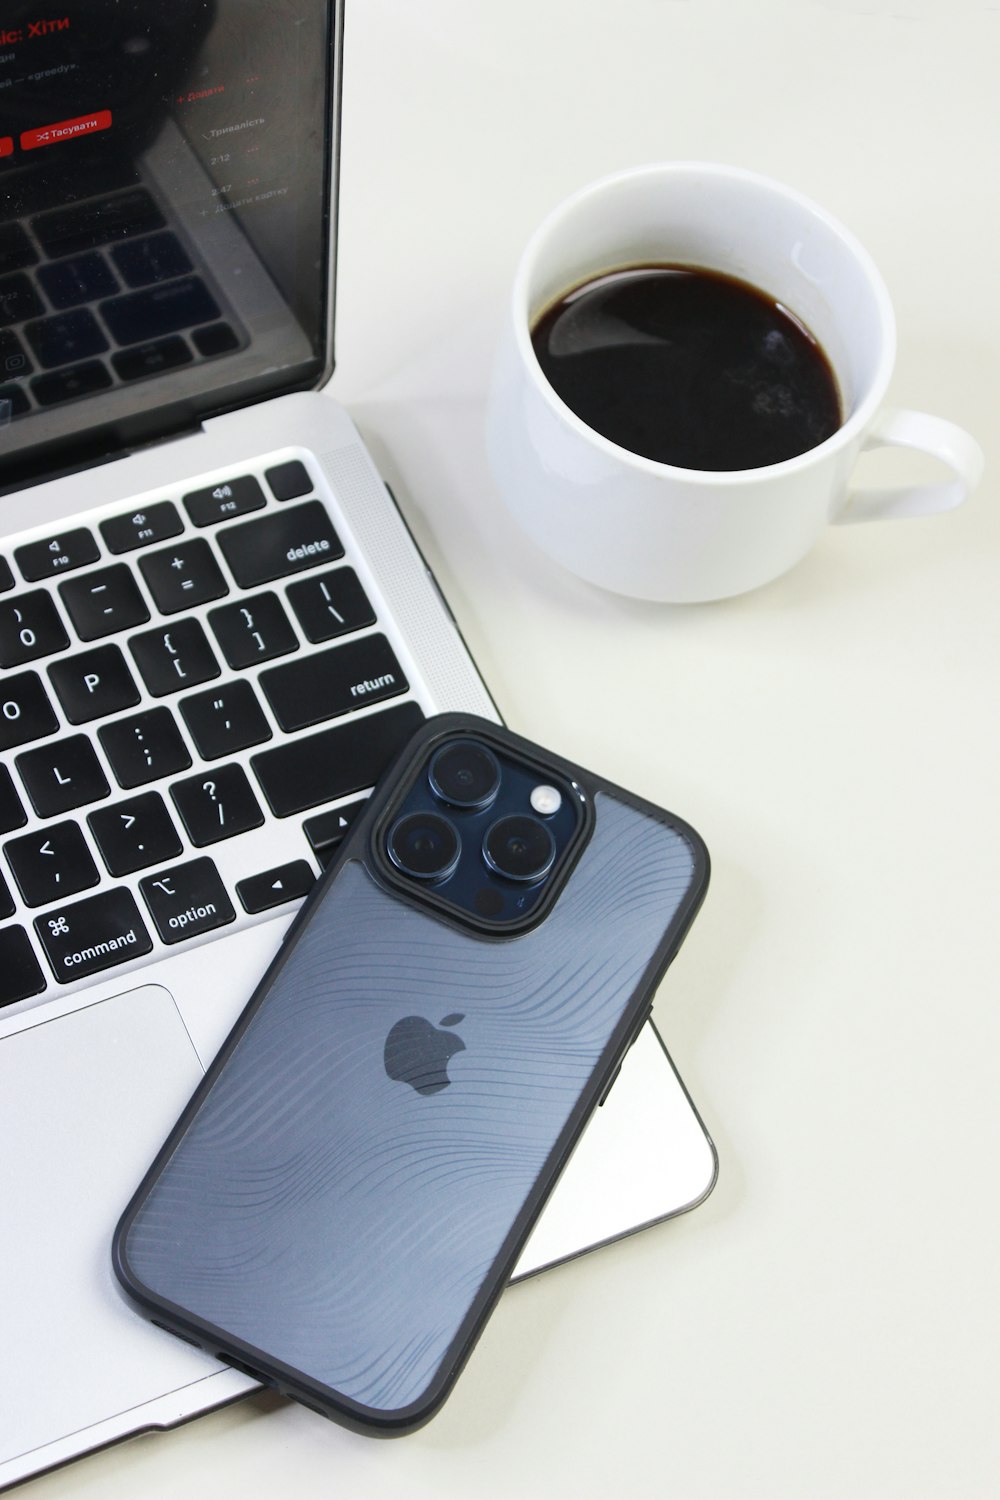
[48,645,140,724]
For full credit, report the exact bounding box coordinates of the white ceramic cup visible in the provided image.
[486,162,984,603]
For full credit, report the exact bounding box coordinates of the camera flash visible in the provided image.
[530,784,562,816]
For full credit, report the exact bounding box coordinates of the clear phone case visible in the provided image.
[114,715,709,1433]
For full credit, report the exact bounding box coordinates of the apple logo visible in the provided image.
[383,1013,466,1096]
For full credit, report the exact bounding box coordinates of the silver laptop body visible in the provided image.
[0,2,715,1486]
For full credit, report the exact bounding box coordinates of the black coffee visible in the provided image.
[530,264,841,471]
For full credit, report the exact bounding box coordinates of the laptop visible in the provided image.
[0,1,716,1485]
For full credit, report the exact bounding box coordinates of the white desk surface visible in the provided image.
[32,2,998,1497]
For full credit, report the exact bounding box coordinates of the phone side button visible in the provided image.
[597,1061,624,1109]
[598,1004,654,1107]
[236,860,316,913]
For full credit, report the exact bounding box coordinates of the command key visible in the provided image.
[35,888,152,983]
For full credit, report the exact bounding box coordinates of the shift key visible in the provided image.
[218,501,344,588]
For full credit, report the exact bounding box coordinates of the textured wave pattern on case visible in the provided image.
[124,793,696,1414]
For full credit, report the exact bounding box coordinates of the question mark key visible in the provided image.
[169,763,264,847]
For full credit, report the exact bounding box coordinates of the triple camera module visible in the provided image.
[380,735,588,930]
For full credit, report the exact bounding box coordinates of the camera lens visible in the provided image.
[483,814,556,884]
[428,740,502,809]
[387,812,460,881]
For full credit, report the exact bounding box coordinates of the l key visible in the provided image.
[15,735,110,818]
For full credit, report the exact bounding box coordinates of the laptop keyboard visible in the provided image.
[0,456,426,1008]
[0,157,242,420]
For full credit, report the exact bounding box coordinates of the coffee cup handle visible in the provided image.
[834,408,984,525]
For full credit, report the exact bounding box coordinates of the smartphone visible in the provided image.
[113,714,710,1434]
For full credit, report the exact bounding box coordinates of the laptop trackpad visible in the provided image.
[0,985,223,1464]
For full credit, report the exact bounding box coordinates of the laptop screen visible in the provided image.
[0,0,340,492]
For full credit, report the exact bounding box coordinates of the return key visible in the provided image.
[259,633,408,732]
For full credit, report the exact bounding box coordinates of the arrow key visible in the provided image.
[236,859,315,914]
[303,797,368,867]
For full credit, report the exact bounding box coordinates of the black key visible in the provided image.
[10,156,139,219]
[34,887,152,983]
[179,680,271,760]
[32,187,165,258]
[252,701,424,818]
[4,821,100,907]
[191,322,238,357]
[0,671,59,750]
[0,222,38,274]
[100,500,183,555]
[236,859,315,914]
[0,273,44,327]
[98,706,191,789]
[0,871,13,920]
[100,276,220,346]
[31,360,112,407]
[259,634,407,733]
[265,460,313,502]
[0,328,32,378]
[0,927,46,1007]
[0,383,31,418]
[183,474,265,528]
[0,590,69,666]
[111,232,193,288]
[139,856,235,945]
[304,797,368,865]
[112,336,193,382]
[170,764,263,847]
[59,564,149,640]
[15,526,99,582]
[48,644,140,723]
[15,735,110,818]
[218,501,343,589]
[286,567,376,644]
[0,764,27,834]
[129,619,219,697]
[88,792,182,877]
[139,537,228,614]
[37,252,118,310]
[0,557,15,592]
[208,591,298,669]
[24,308,109,371]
